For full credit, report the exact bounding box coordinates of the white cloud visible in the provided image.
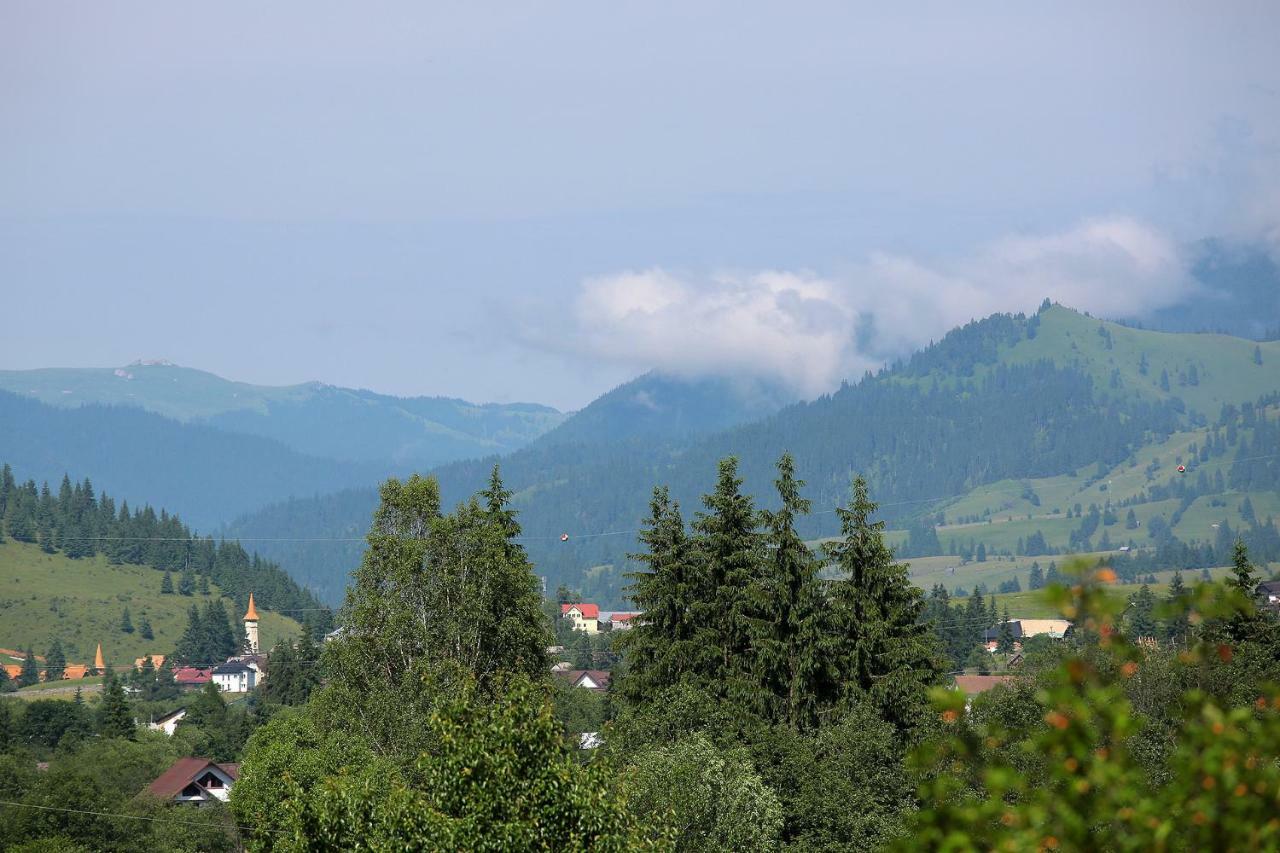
[554,217,1196,396]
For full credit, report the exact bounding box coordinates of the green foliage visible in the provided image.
[241,678,660,852]
[904,559,1280,850]
[0,732,238,851]
[120,606,134,634]
[317,471,549,766]
[622,734,782,851]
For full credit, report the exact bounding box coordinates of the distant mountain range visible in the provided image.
[0,363,567,466]
[3,238,1278,605]
[227,304,1280,605]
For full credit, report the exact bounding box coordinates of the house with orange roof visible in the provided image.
[62,664,89,680]
[134,654,166,670]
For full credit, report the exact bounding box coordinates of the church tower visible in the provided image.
[243,593,260,654]
[94,642,105,673]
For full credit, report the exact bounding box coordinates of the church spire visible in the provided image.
[244,593,259,622]
[94,643,105,672]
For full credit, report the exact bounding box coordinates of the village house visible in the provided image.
[148,707,187,736]
[561,603,600,634]
[601,611,641,631]
[173,667,212,690]
[134,654,166,670]
[211,661,256,693]
[555,669,611,691]
[143,757,239,805]
[953,674,1015,708]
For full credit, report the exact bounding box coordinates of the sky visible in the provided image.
[2,3,1278,410]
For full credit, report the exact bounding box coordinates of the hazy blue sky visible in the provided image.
[3,3,1278,409]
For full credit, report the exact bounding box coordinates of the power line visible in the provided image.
[0,798,279,835]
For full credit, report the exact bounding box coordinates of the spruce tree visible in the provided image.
[616,486,702,704]
[18,646,40,687]
[198,574,210,595]
[98,670,135,739]
[823,476,941,733]
[996,608,1015,654]
[1128,585,1158,639]
[173,604,204,665]
[755,453,824,728]
[44,639,66,682]
[690,457,763,698]
[1229,539,1259,598]
[139,616,153,641]
[1165,571,1190,646]
[179,567,196,596]
[160,570,174,594]
[120,607,134,634]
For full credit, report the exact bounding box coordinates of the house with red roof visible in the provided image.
[143,757,239,804]
[172,667,212,690]
[561,602,600,634]
[602,611,641,631]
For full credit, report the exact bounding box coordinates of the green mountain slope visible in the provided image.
[0,540,301,669]
[0,362,566,467]
[230,305,1280,606]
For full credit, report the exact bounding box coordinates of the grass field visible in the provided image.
[0,540,302,669]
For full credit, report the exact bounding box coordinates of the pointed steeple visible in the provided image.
[244,593,259,622]
[94,643,105,671]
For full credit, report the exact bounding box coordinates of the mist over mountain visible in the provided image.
[1117,240,1280,339]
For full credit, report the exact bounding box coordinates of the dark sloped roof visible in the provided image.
[145,757,238,799]
[212,661,253,675]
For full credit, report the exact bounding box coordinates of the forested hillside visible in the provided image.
[0,362,566,466]
[230,304,1280,605]
[0,463,330,634]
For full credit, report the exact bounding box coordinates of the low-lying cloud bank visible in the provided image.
[559,217,1198,397]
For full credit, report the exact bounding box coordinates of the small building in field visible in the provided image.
[173,667,212,691]
[1258,580,1280,611]
[144,757,239,805]
[149,708,187,736]
[211,661,256,693]
[561,603,600,634]
[62,664,89,680]
[982,618,1072,651]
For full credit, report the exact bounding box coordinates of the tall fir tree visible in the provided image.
[755,453,825,728]
[98,669,135,740]
[616,486,703,704]
[18,646,40,687]
[120,607,134,634]
[44,639,66,682]
[690,457,763,702]
[823,476,942,733]
[160,570,174,594]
